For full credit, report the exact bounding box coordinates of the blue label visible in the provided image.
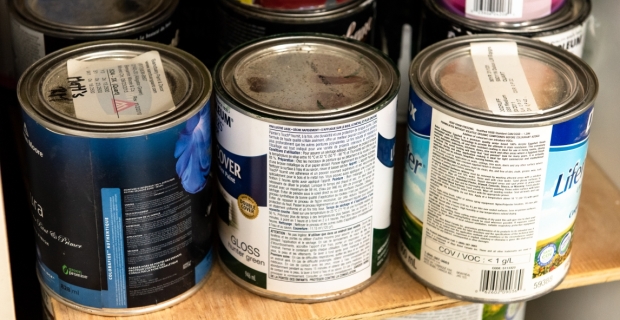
[216,142,267,206]
[195,248,213,284]
[101,188,127,308]
[377,133,395,168]
[408,87,433,137]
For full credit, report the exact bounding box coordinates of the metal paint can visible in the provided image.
[418,0,591,57]
[386,302,526,320]
[18,40,213,315]
[215,0,376,58]
[235,0,357,11]
[214,34,398,302]
[399,35,597,303]
[9,0,180,76]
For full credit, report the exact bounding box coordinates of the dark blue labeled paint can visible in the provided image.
[17,40,213,316]
[214,34,398,302]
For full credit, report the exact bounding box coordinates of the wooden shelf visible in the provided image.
[49,152,620,319]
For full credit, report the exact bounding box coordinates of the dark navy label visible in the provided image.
[550,107,593,147]
[377,133,395,168]
[408,87,433,136]
[216,142,268,206]
[24,102,213,309]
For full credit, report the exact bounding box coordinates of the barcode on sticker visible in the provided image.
[474,0,514,14]
[479,269,524,293]
[466,0,523,18]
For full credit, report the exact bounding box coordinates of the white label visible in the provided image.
[67,51,175,122]
[466,0,524,19]
[415,110,552,300]
[535,23,586,58]
[216,96,396,295]
[470,42,539,114]
[10,17,45,77]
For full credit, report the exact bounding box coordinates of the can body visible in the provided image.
[399,35,597,302]
[418,0,590,57]
[9,0,180,76]
[19,41,214,315]
[214,34,398,301]
[215,0,376,57]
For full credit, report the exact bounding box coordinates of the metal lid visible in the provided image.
[232,0,356,12]
[18,40,212,138]
[425,0,590,35]
[215,34,397,120]
[11,0,177,35]
[219,0,373,23]
[410,35,597,124]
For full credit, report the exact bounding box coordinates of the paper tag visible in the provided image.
[67,51,175,122]
[470,42,539,114]
[465,0,524,19]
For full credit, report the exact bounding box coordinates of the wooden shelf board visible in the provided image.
[50,154,620,320]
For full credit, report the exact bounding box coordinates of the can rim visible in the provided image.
[225,0,358,13]
[424,0,591,35]
[17,40,212,138]
[214,33,399,122]
[409,34,598,126]
[218,0,373,23]
[10,0,178,37]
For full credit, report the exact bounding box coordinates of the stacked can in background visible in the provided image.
[18,40,214,315]
[214,34,398,302]
[399,35,597,302]
[214,0,376,61]
[9,0,180,76]
[418,0,590,57]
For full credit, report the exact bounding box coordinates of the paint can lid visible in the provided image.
[410,34,597,124]
[17,40,212,138]
[215,34,397,120]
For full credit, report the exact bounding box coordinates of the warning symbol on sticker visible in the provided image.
[113,99,138,113]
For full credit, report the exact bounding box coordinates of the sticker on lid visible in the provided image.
[67,51,175,122]
[470,42,539,114]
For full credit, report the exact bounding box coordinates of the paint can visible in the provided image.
[418,0,591,57]
[235,0,357,11]
[399,35,597,303]
[386,302,526,320]
[9,0,180,76]
[214,34,398,302]
[215,0,376,58]
[18,40,214,315]
[438,0,566,22]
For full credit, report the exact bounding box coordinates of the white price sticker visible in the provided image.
[470,42,539,114]
[67,51,175,122]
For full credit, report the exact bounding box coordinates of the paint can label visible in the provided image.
[399,88,592,300]
[215,96,395,295]
[26,101,213,308]
[534,21,587,57]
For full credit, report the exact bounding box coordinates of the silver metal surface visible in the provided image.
[17,40,212,138]
[10,0,177,38]
[410,34,597,127]
[216,34,398,122]
[219,0,373,24]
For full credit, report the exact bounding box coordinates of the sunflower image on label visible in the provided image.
[67,51,175,122]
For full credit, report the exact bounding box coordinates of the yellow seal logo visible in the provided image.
[237,194,259,219]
